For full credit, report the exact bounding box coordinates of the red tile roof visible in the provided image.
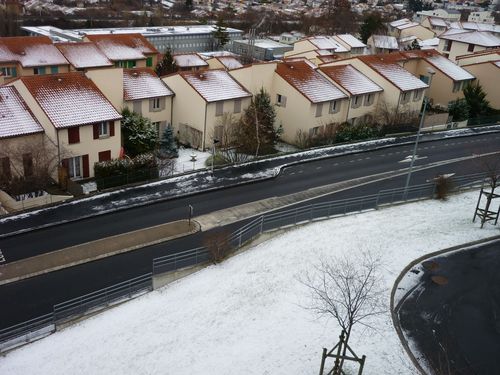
[275,60,347,103]
[319,65,383,96]
[86,34,158,61]
[55,42,113,69]
[123,68,173,101]
[20,72,122,129]
[0,36,68,68]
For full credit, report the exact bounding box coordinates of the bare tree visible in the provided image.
[376,100,419,134]
[203,229,233,264]
[212,113,251,164]
[0,135,59,195]
[302,252,386,372]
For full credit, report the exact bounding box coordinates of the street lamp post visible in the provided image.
[211,138,219,176]
[402,68,435,201]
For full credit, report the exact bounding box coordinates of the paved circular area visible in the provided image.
[397,239,500,374]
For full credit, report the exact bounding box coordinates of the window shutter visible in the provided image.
[282,96,287,107]
[68,127,80,144]
[133,100,142,114]
[110,121,115,137]
[149,99,154,112]
[82,155,89,178]
[316,103,323,117]
[98,150,111,162]
[93,124,99,139]
[22,153,34,177]
[12,67,17,77]
[160,97,166,110]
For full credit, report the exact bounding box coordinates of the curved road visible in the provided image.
[398,239,500,375]
[0,133,500,329]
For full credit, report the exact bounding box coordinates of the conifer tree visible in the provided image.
[159,126,178,158]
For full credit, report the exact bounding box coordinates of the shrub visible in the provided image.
[94,153,158,189]
[434,175,454,200]
[335,122,379,143]
[203,230,233,264]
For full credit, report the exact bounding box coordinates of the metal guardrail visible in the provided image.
[0,172,490,353]
[152,172,489,277]
[0,274,152,353]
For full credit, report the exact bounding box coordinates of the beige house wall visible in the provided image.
[456,52,499,66]
[271,74,348,144]
[123,96,173,135]
[206,58,225,70]
[1,63,70,83]
[463,63,500,109]
[438,39,487,62]
[399,26,435,41]
[86,68,124,111]
[205,97,251,147]
[284,40,316,57]
[345,92,382,124]
[162,74,207,148]
[229,63,277,95]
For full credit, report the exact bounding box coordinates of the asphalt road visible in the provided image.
[398,239,500,375]
[1,133,499,262]
[0,133,499,329]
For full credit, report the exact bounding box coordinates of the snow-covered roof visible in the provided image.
[0,86,44,139]
[428,17,448,27]
[86,34,158,61]
[283,57,317,69]
[396,21,421,30]
[307,37,349,53]
[419,37,439,49]
[424,54,474,81]
[370,35,399,50]
[0,36,68,68]
[390,18,411,28]
[359,55,428,92]
[55,42,113,69]
[275,61,347,103]
[216,56,243,70]
[179,69,252,103]
[173,53,208,68]
[20,72,122,129]
[460,22,500,33]
[123,68,173,101]
[336,34,366,48]
[320,64,383,96]
[439,30,500,47]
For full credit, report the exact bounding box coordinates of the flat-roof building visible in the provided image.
[21,25,244,54]
[231,39,293,61]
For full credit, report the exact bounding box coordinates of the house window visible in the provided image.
[364,93,374,106]
[127,60,136,68]
[99,121,109,137]
[50,66,59,74]
[309,126,322,137]
[452,81,462,93]
[0,157,11,181]
[401,92,410,104]
[34,67,46,75]
[22,153,34,177]
[413,89,423,101]
[351,95,361,108]
[67,156,82,179]
[315,103,323,117]
[444,40,453,52]
[234,99,241,114]
[467,44,474,52]
[276,94,287,107]
[67,127,80,144]
[1,67,17,77]
[215,101,224,116]
[151,97,161,111]
[419,75,430,84]
[329,100,340,114]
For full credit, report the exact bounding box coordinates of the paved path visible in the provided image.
[393,237,500,375]
[0,220,199,286]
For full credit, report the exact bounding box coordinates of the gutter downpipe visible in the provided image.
[202,101,208,150]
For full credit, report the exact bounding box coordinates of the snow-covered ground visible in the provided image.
[173,147,211,174]
[1,191,497,375]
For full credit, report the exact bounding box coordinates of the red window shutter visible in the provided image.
[82,154,89,178]
[98,150,111,162]
[68,127,80,144]
[109,121,115,137]
[93,124,99,139]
